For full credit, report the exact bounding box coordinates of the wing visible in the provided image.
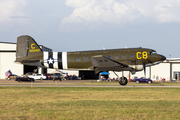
[91,55,133,73]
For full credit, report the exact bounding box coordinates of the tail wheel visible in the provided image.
[148,81,152,84]
[136,81,139,84]
[40,77,43,80]
[18,79,21,82]
[119,77,128,86]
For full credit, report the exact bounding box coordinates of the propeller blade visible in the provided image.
[143,65,146,77]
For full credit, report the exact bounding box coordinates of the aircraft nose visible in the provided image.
[161,55,166,61]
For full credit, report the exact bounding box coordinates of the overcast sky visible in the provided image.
[0,0,180,58]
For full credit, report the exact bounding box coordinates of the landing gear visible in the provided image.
[113,71,128,86]
[119,77,128,85]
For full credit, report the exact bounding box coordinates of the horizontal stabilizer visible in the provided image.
[15,60,43,67]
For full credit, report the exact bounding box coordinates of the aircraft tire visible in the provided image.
[148,81,152,84]
[18,79,21,82]
[40,77,43,80]
[119,77,128,86]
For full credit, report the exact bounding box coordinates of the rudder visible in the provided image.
[16,35,43,64]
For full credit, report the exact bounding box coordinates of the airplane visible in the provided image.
[15,35,166,85]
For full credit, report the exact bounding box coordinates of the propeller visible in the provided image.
[143,64,146,77]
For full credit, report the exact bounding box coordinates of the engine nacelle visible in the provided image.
[129,65,143,71]
[129,65,144,75]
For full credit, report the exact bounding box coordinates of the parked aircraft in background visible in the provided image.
[15,35,166,85]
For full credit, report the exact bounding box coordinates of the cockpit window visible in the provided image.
[152,51,157,54]
[149,51,157,55]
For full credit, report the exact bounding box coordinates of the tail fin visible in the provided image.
[15,35,43,66]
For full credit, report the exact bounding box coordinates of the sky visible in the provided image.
[0,0,180,58]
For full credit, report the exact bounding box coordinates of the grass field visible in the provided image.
[1,87,180,120]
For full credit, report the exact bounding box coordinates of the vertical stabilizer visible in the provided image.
[15,35,43,66]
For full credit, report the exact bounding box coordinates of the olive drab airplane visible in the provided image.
[15,35,166,85]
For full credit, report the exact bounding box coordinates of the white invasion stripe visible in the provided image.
[53,52,58,69]
[62,52,68,69]
[43,52,49,68]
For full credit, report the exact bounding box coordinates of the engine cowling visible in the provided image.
[130,65,143,71]
[130,65,144,75]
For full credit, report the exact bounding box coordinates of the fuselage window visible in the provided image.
[107,56,111,59]
[77,58,81,62]
[84,57,88,61]
[115,55,119,59]
[130,54,134,58]
[123,55,126,59]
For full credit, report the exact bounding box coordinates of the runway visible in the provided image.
[1,79,180,87]
[1,84,180,87]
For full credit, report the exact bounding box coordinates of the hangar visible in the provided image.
[0,41,180,81]
[0,41,52,79]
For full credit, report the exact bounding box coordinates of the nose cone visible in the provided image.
[161,55,166,61]
[148,54,166,63]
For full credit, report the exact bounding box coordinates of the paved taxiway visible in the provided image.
[1,79,180,87]
[1,84,180,87]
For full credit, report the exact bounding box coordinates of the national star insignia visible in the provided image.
[47,58,54,65]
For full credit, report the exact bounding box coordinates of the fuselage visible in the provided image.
[43,47,166,72]
[15,35,167,85]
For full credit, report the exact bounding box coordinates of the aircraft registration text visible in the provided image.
[29,43,40,52]
[136,51,148,59]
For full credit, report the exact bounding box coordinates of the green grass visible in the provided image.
[0,87,180,120]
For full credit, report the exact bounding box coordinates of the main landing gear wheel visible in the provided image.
[119,77,128,86]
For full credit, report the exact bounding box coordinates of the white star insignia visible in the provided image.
[48,58,54,64]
